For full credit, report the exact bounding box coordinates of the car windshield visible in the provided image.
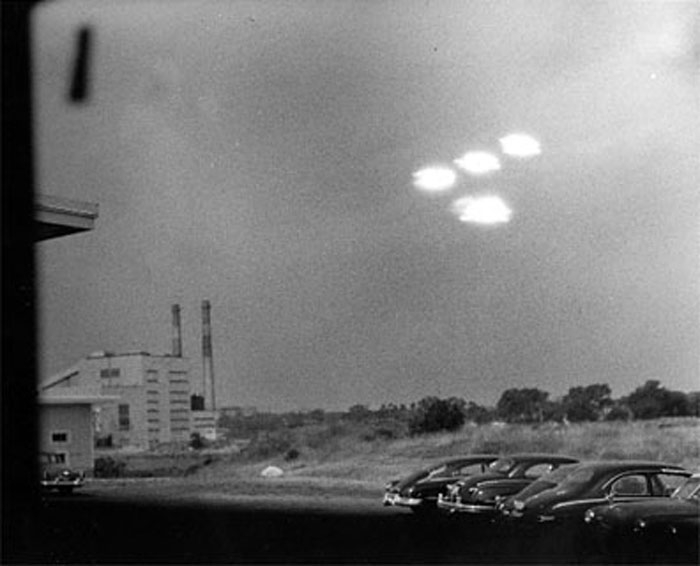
[508,465,576,500]
[426,465,449,478]
[555,467,596,490]
[672,476,700,500]
[532,465,576,486]
[488,458,515,474]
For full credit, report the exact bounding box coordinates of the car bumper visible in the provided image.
[437,494,497,515]
[41,478,84,489]
[383,492,423,507]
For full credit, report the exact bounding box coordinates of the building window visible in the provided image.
[100,368,120,378]
[118,404,130,431]
[51,431,69,443]
[54,453,68,465]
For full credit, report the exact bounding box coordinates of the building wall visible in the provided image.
[39,404,94,473]
[192,410,218,440]
[77,352,192,449]
[142,356,192,447]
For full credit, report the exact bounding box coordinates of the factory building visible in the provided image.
[42,351,194,450]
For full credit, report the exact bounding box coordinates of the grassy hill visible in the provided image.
[101,417,700,488]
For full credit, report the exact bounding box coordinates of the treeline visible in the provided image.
[218,380,700,439]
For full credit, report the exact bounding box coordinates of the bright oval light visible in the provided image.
[412,166,457,193]
[453,151,501,175]
[499,133,541,158]
[451,195,513,225]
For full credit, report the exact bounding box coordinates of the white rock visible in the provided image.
[261,465,284,478]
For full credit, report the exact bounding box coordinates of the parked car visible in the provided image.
[497,463,582,518]
[39,452,85,494]
[437,454,579,517]
[501,460,691,559]
[584,472,700,562]
[383,455,498,513]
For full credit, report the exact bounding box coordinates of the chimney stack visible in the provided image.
[171,304,182,357]
[201,300,216,410]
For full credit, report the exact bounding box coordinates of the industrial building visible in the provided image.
[41,301,221,449]
[42,351,194,449]
[36,195,220,451]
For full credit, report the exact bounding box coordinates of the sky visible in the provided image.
[35,0,699,411]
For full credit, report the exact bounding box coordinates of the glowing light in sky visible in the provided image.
[412,166,457,192]
[499,133,541,158]
[451,195,512,225]
[453,151,501,175]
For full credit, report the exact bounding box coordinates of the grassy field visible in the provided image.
[100,417,700,492]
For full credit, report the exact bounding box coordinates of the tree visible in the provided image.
[687,392,700,417]
[347,404,372,422]
[464,401,494,425]
[562,383,612,422]
[627,380,691,420]
[496,388,549,423]
[604,400,633,421]
[408,396,466,435]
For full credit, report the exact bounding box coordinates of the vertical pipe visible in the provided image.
[201,300,216,410]
[171,304,182,357]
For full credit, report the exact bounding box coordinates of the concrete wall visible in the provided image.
[39,404,94,473]
[80,353,192,449]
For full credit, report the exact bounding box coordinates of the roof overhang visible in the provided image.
[35,194,99,241]
[39,394,119,406]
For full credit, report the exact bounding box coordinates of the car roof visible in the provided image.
[575,460,686,473]
[494,453,579,463]
[441,454,499,465]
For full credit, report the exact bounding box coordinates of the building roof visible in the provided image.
[39,393,119,406]
[35,194,99,242]
[85,350,186,360]
[40,363,82,391]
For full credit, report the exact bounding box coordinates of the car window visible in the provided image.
[672,477,700,500]
[609,474,649,496]
[652,472,690,496]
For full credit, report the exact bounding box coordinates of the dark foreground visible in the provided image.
[5,492,695,564]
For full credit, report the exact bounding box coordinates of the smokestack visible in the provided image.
[171,304,182,357]
[201,300,216,410]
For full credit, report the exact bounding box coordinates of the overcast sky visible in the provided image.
[35,0,699,411]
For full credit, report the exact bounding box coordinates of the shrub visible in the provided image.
[190,432,206,450]
[409,397,466,435]
[94,456,126,478]
[243,430,294,459]
[284,448,300,461]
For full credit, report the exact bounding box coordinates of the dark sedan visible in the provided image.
[40,452,85,494]
[436,454,579,516]
[509,461,690,525]
[502,461,691,558]
[584,473,700,562]
[383,455,498,513]
[497,463,582,517]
